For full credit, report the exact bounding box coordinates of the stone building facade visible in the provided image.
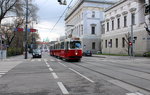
[101,0,150,55]
[65,0,114,53]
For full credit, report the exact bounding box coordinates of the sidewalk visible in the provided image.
[0,53,32,63]
[92,54,150,64]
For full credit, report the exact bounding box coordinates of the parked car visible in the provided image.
[143,52,150,57]
[83,50,92,56]
[32,49,42,58]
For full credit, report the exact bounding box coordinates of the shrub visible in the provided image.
[7,47,23,57]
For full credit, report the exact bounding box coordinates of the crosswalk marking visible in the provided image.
[38,59,41,61]
[31,59,42,62]
[44,59,48,62]
[0,73,5,75]
[0,61,22,78]
[31,59,35,62]
[126,92,144,95]
[50,59,55,61]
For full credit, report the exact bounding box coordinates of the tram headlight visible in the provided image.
[75,52,78,55]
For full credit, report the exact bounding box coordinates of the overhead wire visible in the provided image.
[49,0,74,32]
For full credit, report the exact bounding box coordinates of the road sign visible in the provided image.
[30,29,36,32]
[14,28,24,32]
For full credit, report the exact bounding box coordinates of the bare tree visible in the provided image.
[0,0,39,49]
[0,0,25,25]
[0,0,38,26]
[124,32,130,55]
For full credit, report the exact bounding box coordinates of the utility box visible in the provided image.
[0,50,7,59]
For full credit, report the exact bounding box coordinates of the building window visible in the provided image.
[105,40,107,48]
[107,22,109,31]
[122,37,125,48]
[92,42,95,49]
[92,11,95,18]
[91,26,95,34]
[117,18,120,29]
[116,38,118,48]
[131,13,135,25]
[124,16,127,27]
[112,20,114,30]
[101,24,105,34]
[81,25,83,35]
[79,25,80,36]
[109,39,112,48]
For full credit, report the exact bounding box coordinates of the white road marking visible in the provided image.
[69,68,94,83]
[46,63,48,65]
[31,59,35,62]
[49,68,53,72]
[109,80,149,95]
[52,72,58,79]
[50,59,55,61]
[47,64,50,67]
[44,59,48,62]
[126,92,144,95]
[0,73,5,75]
[57,82,69,95]
[38,59,41,61]
[56,59,61,62]
[58,62,67,67]
[44,60,48,65]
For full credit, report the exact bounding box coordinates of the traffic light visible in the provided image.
[129,42,132,46]
[145,4,150,15]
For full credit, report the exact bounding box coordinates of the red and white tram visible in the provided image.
[50,38,82,61]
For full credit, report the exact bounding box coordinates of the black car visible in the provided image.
[32,49,42,58]
[83,50,92,56]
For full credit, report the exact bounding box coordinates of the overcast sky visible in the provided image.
[33,0,76,41]
[33,0,118,41]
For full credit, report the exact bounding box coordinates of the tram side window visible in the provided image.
[58,43,61,49]
[65,42,69,50]
[61,42,64,49]
[70,41,75,49]
[54,45,56,49]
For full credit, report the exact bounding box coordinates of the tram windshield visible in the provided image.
[70,41,81,49]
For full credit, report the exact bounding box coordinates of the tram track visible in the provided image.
[68,61,150,95]
[83,58,150,75]
[84,62,150,83]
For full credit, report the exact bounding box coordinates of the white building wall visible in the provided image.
[102,0,150,55]
[65,1,114,53]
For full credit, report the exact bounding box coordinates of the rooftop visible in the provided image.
[65,0,116,20]
[105,0,126,12]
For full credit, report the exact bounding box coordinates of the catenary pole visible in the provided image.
[25,0,28,59]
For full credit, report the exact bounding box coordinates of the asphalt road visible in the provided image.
[0,53,150,95]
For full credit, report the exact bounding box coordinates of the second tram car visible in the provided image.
[50,38,82,61]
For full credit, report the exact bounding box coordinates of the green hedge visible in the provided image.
[7,47,23,57]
